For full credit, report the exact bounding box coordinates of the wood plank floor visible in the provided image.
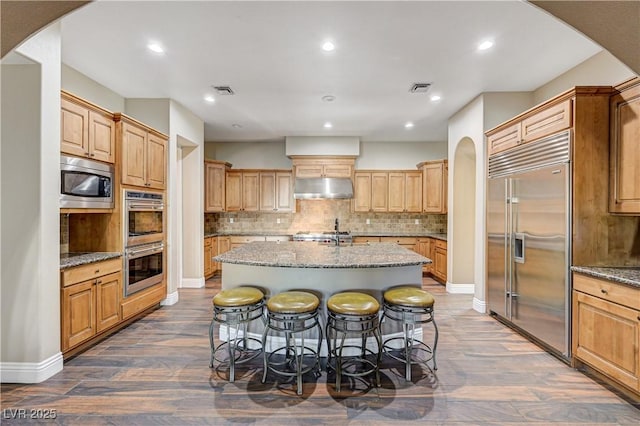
[2,275,639,425]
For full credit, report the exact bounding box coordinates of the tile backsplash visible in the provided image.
[206,199,447,235]
[60,214,69,254]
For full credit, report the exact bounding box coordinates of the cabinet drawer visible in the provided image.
[521,99,572,143]
[61,258,121,287]
[379,237,417,245]
[121,283,166,320]
[434,239,447,250]
[573,273,640,310]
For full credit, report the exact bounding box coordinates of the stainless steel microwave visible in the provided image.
[60,155,114,209]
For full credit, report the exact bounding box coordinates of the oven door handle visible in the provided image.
[127,204,164,211]
[126,244,164,259]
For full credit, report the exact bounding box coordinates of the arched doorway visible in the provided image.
[450,137,476,294]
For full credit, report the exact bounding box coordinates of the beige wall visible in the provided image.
[62,63,125,112]
[1,24,63,382]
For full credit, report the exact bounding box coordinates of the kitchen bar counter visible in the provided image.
[205,232,447,241]
[571,266,640,288]
[214,241,429,268]
[60,252,122,269]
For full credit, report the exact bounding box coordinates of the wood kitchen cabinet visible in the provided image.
[216,236,231,271]
[61,91,115,163]
[432,239,447,283]
[291,156,355,178]
[226,171,259,212]
[487,99,572,156]
[388,171,422,213]
[259,171,295,212]
[353,171,388,212]
[61,258,121,353]
[116,113,168,190]
[609,77,640,214]
[204,236,214,278]
[418,160,448,214]
[572,272,640,395]
[205,161,231,212]
[416,238,433,274]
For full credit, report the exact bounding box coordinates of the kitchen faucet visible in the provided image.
[334,218,340,246]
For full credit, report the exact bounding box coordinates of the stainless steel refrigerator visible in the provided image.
[487,131,571,359]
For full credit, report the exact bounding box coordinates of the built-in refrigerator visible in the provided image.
[487,131,571,359]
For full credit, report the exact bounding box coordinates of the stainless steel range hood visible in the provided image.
[293,177,354,199]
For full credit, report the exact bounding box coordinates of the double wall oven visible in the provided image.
[123,190,165,297]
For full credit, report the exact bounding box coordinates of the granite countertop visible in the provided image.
[571,266,640,289]
[60,252,122,270]
[214,241,431,269]
[205,232,448,241]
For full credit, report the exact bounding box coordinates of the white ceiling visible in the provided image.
[60,1,602,143]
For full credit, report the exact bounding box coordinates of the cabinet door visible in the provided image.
[242,172,260,211]
[259,172,276,211]
[204,237,213,277]
[610,83,640,214]
[121,122,147,187]
[295,164,324,178]
[88,110,115,163]
[353,173,372,212]
[205,162,226,212]
[211,237,219,274]
[434,244,447,282]
[405,171,423,212]
[225,172,242,211]
[146,133,167,190]
[61,98,90,157]
[388,172,405,212]
[416,239,432,273]
[62,280,96,351]
[323,164,353,178]
[96,272,121,332]
[487,123,521,156]
[275,172,294,212]
[423,162,446,213]
[521,99,572,143]
[371,172,388,212]
[573,290,639,391]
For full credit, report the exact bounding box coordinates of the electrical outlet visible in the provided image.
[229,217,234,223]
[276,218,281,224]
[415,219,420,225]
[366,218,370,225]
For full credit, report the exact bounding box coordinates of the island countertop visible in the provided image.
[214,241,430,268]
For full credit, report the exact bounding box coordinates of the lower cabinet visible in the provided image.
[433,240,448,283]
[572,273,640,395]
[204,236,215,278]
[61,258,121,352]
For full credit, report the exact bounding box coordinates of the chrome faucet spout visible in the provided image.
[334,218,340,246]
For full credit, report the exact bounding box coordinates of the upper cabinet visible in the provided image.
[259,171,294,212]
[61,91,115,163]
[487,99,572,156]
[418,160,448,214]
[115,114,168,190]
[353,171,388,212]
[291,156,355,178]
[609,77,640,215]
[226,170,259,212]
[205,160,231,212]
[388,171,422,213]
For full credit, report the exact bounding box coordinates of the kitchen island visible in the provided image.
[214,241,431,354]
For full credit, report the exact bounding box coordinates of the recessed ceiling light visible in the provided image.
[204,95,215,103]
[478,40,494,51]
[430,95,441,101]
[147,42,164,54]
[323,122,333,128]
[322,95,336,102]
[231,123,243,129]
[322,41,335,52]
[405,122,414,129]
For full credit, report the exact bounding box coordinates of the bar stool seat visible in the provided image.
[262,291,322,395]
[209,286,265,382]
[326,292,382,392]
[381,286,438,381]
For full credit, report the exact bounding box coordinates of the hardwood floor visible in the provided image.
[2,275,639,425]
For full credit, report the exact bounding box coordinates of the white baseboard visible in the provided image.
[0,352,63,384]
[445,282,475,294]
[472,297,487,313]
[161,290,179,306]
[181,277,204,288]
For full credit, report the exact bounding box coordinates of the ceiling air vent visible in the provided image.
[212,86,235,95]
[409,83,431,93]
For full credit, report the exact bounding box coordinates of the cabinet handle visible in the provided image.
[94,269,100,274]
[637,315,640,321]
[90,153,95,157]
[96,279,102,284]
[85,152,90,156]
[600,288,608,294]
